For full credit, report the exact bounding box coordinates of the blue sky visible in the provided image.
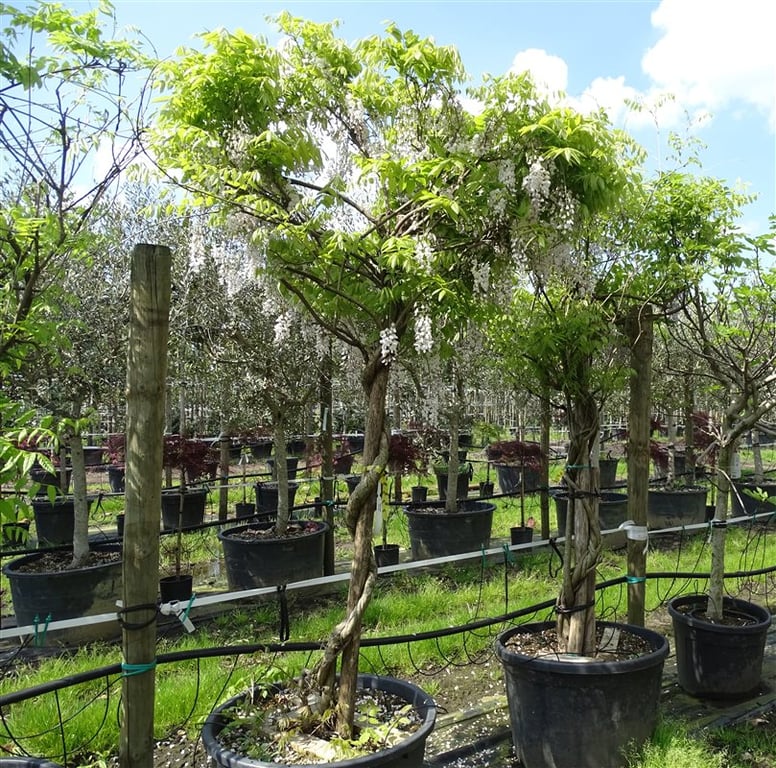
[95,1,775,234]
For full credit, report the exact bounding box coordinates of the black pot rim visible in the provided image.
[217,519,329,544]
[1,543,122,578]
[647,486,707,495]
[374,543,400,551]
[552,492,628,503]
[201,673,436,768]
[161,487,208,498]
[495,620,669,676]
[403,501,496,518]
[667,594,772,635]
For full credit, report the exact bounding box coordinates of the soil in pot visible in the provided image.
[218,520,329,590]
[496,621,668,768]
[405,501,495,560]
[668,594,772,699]
[1,545,122,645]
[201,673,436,768]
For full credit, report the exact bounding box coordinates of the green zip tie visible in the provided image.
[181,593,196,624]
[33,613,51,647]
[121,660,158,677]
[503,543,516,565]
[625,575,647,584]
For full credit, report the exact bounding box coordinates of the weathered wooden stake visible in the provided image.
[120,244,172,768]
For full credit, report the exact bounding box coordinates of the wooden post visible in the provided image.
[120,244,172,768]
[625,305,653,627]
[219,429,230,522]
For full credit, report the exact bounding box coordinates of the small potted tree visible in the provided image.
[487,439,543,544]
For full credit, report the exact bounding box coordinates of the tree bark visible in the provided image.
[69,431,90,567]
[319,346,335,575]
[272,415,290,537]
[539,388,551,539]
[120,244,171,768]
[557,390,600,655]
[327,359,389,738]
[625,305,653,627]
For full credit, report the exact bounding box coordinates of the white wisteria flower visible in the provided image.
[273,311,293,344]
[522,156,552,212]
[413,310,433,353]
[379,324,399,364]
[414,238,434,273]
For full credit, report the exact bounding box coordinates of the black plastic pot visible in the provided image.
[510,526,533,546]
[496,621,668,768]
[668,594,772,698]
[553,492,628,533]
[647,486,707,529]
[267,456,300,481]
[433,465,471,501]
[159,573,194,603]
[730,480,776,516]
[345,474,361,496]
[0,759,63,767]
[599,457,619,488]
[161,489,207,531]
[249,439,273,461]
[107,465,125,493]
[31,496,92,547]
[218,520,329,590]
[1,543,122,644]
[29,464,71,496]
[411,485,428,503]
[374,543,400,568]
[254,481,299,521]
[493,463,541,495]
[404,501,495,560]
[201,674,436,768]
[2,521,30,548]
[478,480,494,499]
[115,514,124,538]
[235,502,255,519]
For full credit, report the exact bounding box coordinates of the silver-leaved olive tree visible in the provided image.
[152,14,630,733]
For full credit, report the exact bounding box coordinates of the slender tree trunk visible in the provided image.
[708,440,732,620]
[273,415,290,537]
[625,306,652,627]
[683,376,695,486]
[331,360,389,738]
[69,431,90,567]
[539,387,551,539]
[752,429,763,484]
[120,244,171,768]
[445,370,463,513]
[218,430,230,522]
[320,346,335,575]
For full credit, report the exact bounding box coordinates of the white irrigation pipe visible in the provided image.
[1,509,772,643]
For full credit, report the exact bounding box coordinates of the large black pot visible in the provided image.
[107,465,125,493]
[201,674,436,768]
[496,621,668,768]
[647,486,707,529]
[254,481,299,521]
[730,480,776,516]
[404,501,495,560]
[161,488,208,531]
[218,520,329,590]
[553,492,629,533]
[493,463,541,495]
[1,543,122,644]
[668,594,772,698]
[31,496,92,548]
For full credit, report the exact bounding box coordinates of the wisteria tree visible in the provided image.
[153,15,630,733]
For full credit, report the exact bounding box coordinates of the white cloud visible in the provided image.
[509,48,568,100]
[643,0,776,129]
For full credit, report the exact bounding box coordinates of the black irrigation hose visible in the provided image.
[2,562,775,709]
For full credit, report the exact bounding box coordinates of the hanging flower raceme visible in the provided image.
[522,156,552,213]
[413,310,433,353]
[414,238,434,273]
[379,324,399,364]
[273,311,293,344]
